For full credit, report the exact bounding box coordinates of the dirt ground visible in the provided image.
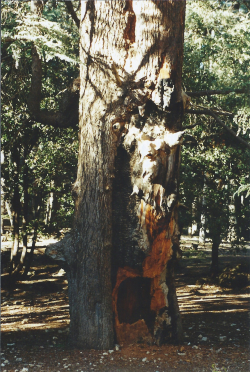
[1,236,250,372]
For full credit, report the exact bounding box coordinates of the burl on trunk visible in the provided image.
[46,0,186,349]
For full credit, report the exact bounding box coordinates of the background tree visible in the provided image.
[179,0,250,273]
[1,0,80,277]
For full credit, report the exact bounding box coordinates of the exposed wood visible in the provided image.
[63,0,186,350]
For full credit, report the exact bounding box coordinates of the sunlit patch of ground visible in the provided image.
[1,240,70,335]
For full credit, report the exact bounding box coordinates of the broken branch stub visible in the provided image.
[45,233,74,266]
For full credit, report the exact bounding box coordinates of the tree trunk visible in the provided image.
[9,146,21,274]
[211,235,220,276]
[59,0,186,349]
[12,149,29,276]
[210,222,222,276]
[23,186,42,277]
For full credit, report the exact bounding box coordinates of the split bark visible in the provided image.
[47,0,186,349]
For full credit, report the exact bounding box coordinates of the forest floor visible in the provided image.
[1,235,250,372]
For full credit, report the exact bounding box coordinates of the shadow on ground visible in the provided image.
[1,238,250,371]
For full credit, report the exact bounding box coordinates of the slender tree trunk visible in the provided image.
[23,190,42,277]
[9,147,21,274]
[210,228,221,276]
[5,201,13,227]
[199,176,207,244]
[12,151,29,275]
[54,0,186,349]
[234,195,241,239]
[44,182,54,232]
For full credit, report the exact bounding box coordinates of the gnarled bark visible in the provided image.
[47,0,186,350]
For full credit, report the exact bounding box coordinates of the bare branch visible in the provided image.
[209,110,250,150]
[65,1,80,29]
[27,41,79,129]
[186,88,249,97]
[183,122,200,130]
[186,108,234,118]
[35,96,79,129]
[186,107,250,150]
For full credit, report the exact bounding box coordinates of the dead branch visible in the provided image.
[186,107,250,150]
[186,88,249,97]
[186,108,234,118]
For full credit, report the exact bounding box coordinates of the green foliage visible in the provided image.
[211,364,228,372]
[180,0,250,242]
[234,183,250,198]
[2,1,79,65]
[26,126,78,229]
[218,264,249,288]
[1,1,79,237]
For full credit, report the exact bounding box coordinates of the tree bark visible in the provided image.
[211,234,221,276]
[9,146,21,274]
[58,0,186,349]
[11,146,29,276]
[65,0,80,28]
[23,187,42,277]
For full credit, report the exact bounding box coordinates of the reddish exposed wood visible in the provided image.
[112,203,176,343]
[115,320,152,345]
[150,284,166,312]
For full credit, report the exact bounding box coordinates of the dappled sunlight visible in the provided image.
[1,286,70,333]
[177,284,250,315]
[1,239,250,371]
[1,246,70,334]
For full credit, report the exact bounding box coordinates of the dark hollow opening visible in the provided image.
[117,277,155,332]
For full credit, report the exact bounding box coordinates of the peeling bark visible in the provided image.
[46,0,186,349]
